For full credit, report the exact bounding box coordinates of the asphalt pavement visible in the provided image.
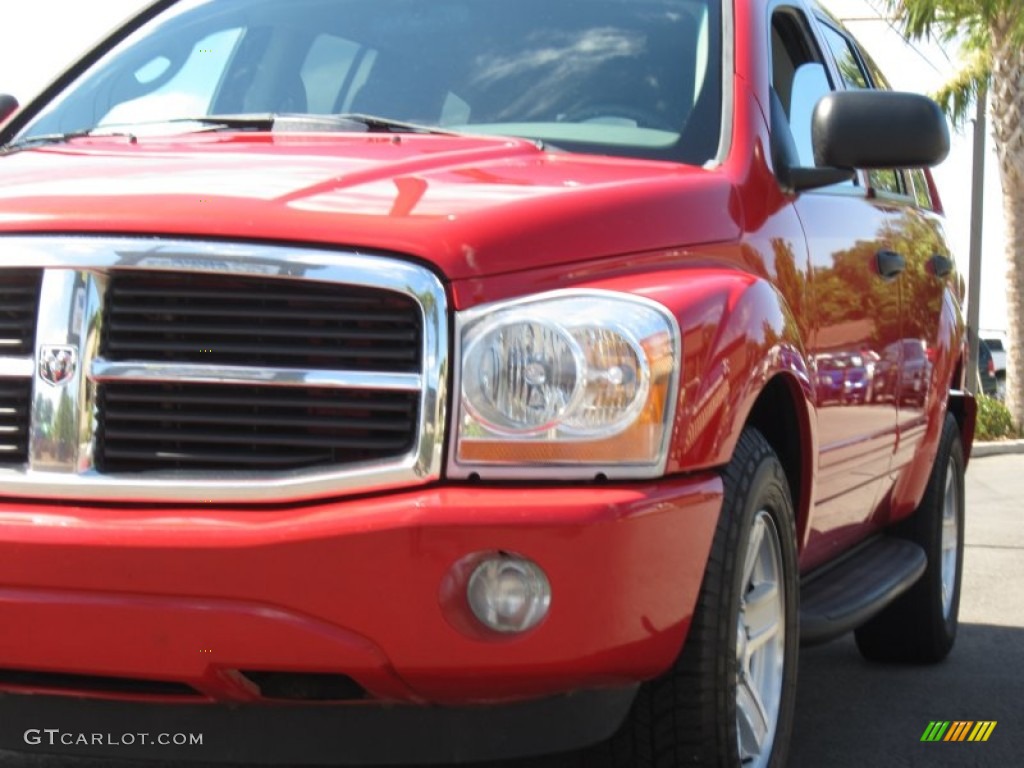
[2,453,1021,768]
[789,452,1024,767]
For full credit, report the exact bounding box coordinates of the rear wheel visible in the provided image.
[855,412,965,663]
[583,428,799,767]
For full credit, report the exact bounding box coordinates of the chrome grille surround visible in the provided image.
[0,236,448,504]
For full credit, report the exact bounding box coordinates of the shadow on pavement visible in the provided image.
[790,623,1024,767]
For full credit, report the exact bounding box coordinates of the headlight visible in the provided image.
[450,291,680,479]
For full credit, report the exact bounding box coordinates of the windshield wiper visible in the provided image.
[188,112,458,135]
[166,112,459,136]
[2,112,459,154]
[330,113,459,136]
[1,115,277,153]
[164,114,278,131]
[137,112,458,136]
[1,128,138,154]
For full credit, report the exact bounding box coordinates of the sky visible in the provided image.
[0,0,1010,332]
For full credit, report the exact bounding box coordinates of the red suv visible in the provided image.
[0,1,972,766]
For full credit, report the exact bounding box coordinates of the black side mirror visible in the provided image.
[0,94,18,123]
[813,91,950,169]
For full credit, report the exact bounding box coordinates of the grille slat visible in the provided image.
[0,379,32,464]
[108,321,418,342]
[0,270,42,355]
[110,285,408,306]
[102,273,422,372]
[109,305,415,323]
[101,448,331,468]
[97,383,420,473]
[105,390,416,412]
[103,428,411,450]
[105,340,417,361]
[103,409,414,432]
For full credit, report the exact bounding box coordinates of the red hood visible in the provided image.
[0,132,740,280]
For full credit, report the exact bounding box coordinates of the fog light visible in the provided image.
[467,555,551,633]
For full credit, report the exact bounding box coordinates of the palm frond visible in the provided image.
[932,49,992,127]
[884,0,1024,41]
[884,0,1016,42]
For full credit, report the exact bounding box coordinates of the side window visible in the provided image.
[771,10,851,184]
[909,169,934,210]
[869,169,903,196]
[787,62,831,169]
[819,25,869,90]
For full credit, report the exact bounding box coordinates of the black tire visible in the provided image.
[854,412,965,663]
[582,428,799,768]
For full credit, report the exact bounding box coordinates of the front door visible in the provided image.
[770,8,902,569]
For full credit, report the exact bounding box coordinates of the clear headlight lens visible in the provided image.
[452,291,680,478]
[463,319,585,434]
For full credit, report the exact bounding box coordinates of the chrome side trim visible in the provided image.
[91,361,423,392]
[0,237,416,283]
[0,236,448,504]
[0,461,428,504]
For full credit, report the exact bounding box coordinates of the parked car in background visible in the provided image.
[815,350,873,405]
[815,353,846,405]
[870,342,901,403]
[899,338,934,407]
[981,330,1008,398]
[978,340,999,398]
[981,330,1008,378]
[0,1,972,766]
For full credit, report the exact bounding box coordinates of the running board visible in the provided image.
[799,536,927,646]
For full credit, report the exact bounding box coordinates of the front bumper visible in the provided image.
[1,686,637,765]
[0,476,721,762]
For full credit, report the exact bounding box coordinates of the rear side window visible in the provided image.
[909,169,934,210]
[819,25,869,89]
[818,21,908,198]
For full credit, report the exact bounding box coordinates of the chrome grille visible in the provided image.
[102,272,422,372]
[97,382,419,472]
[0,237,447,504]
[0,270,42,354]
[0,379,32,464]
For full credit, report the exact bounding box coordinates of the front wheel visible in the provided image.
[584,428,799,767]
[855,412,965,663]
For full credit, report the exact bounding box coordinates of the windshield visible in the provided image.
[16,0,722,163]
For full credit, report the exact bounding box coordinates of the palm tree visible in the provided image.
[886,0,1024,428]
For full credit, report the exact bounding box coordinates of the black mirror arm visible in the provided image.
[779,165,857,195]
